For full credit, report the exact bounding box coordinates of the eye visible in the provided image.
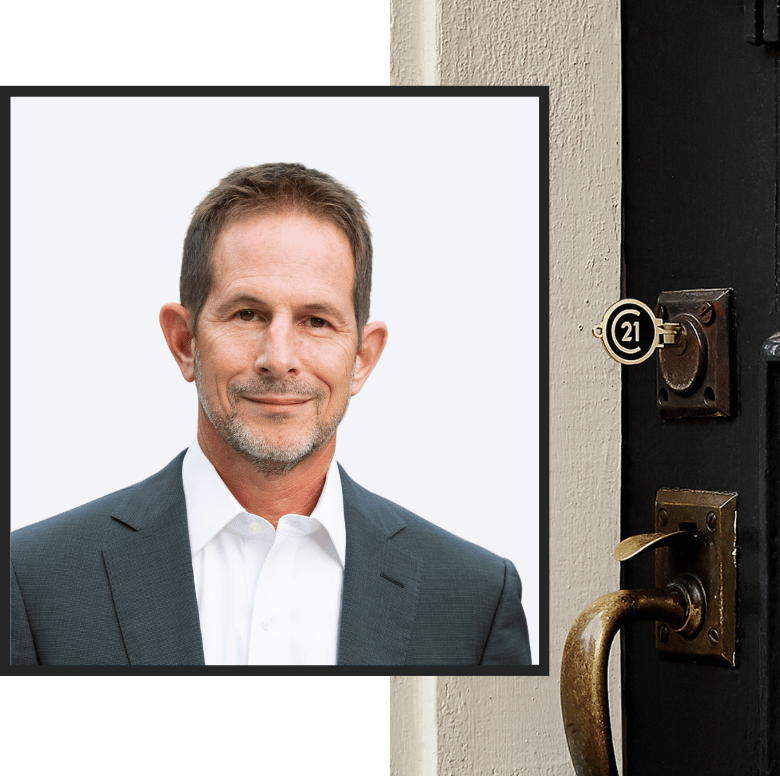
[236,310,256,322]
[308,317,329,329]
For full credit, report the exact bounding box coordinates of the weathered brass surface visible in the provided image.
[655,489,737,665]
[655,288,732,417]
[613,529,695,561]
[560,588,688,776]
[658,312,707,394]
[560,488,737,775]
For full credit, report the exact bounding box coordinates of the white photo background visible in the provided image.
[11,95,541,663]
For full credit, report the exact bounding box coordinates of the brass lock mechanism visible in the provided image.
[612,489,737,664]
[650,488,736,664]
[655,288,732,418]
[593,289,733,418]
[560,489,737,776]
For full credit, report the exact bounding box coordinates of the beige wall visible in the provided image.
[390,0,623,773]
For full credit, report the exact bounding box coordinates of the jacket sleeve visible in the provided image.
[11,560,39,665]
[479,558,532,665]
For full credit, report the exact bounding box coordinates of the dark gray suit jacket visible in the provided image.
[11,451,531,665]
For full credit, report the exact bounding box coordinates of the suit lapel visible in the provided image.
[337,467,421,665]
[99,456,420,666]
[102,453,205,666]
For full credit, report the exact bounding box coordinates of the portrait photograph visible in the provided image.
[10,89,545,669]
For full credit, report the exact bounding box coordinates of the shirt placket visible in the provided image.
[247,530,297,665]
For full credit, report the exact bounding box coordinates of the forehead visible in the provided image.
[210,210,355,297]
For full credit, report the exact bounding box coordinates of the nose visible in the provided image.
[253,317,301,379]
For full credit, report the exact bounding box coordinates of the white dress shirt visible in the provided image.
[182,437,346,665]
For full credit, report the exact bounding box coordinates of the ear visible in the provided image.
[160,303,196,383]
[351,321,389,397]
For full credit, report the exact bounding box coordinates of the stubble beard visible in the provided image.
[193,347,353,476]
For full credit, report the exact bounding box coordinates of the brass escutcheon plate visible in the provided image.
[655,288,732,418]
[655,488,737,666]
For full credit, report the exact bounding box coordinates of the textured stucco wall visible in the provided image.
[390,0,424,84]
[391,1,622,773]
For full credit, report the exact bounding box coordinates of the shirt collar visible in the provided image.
[181,437,346,567]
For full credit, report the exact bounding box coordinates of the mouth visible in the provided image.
[242,396,312,407]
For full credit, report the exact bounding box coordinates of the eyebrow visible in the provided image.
[302,302,348,321]
[214,294,268,314]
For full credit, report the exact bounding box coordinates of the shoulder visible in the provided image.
[339,466,510,577]
[11,485,134,559]
[340,467,530,664]
[11,451,188,560]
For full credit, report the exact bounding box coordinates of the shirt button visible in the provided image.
[249,522,262,533]
[261,618,272,630]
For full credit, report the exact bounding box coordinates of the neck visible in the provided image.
[196,418,335,529]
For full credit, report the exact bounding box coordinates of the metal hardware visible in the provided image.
[654,489,737,666]
[593,289,733,418]
[593,298,682,365]
[656,288,733,418]
[560,489,738,775]
[613,529,696,561]
[561,587,693,776]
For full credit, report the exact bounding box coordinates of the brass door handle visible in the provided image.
[560,491,737,774]
[560,582,703,775]
[560,522,707,776]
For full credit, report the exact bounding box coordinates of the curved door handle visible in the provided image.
[561,491,736,774]
[560,549,705,776]
[560,587,691,775]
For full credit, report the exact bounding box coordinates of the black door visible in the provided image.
[621,1,779,773]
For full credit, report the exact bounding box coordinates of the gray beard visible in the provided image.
[193,347,353,476]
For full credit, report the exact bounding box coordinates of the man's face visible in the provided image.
[192,210,360,475]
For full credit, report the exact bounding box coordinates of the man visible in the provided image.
[11,163,531,665]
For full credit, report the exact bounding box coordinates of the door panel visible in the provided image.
[622,2,779,773]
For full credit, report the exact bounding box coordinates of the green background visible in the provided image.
[0,0,390,86]
[2,676,390,776]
